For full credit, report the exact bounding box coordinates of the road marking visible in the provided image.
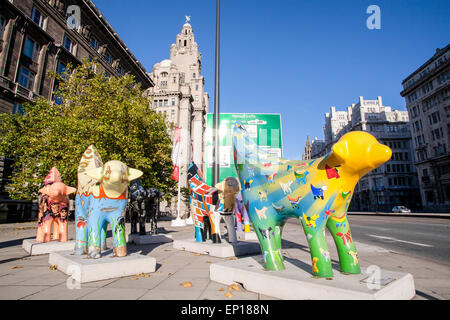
[368,234,434,247]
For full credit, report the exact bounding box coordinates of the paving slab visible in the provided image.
[48,250,156,283]
[173,238,261,258]
[79,287,149,300]
[22,283,98,300]
[0,285,49,300]
[210,256,416,300]
[236,231,258,241]
[128,233,173,245]
[22,239,75,255]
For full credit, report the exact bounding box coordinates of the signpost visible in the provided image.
[205,113,283,186]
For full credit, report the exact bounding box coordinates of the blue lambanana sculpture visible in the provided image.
[74,146,143,258]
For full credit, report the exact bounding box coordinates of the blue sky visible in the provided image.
[93,0,449,160]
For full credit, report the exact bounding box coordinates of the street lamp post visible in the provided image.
[212,0,220,186]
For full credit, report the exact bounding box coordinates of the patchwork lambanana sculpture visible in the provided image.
[233,122,392,277]
[36,167,76,243]
[74,145,143,258]
[188,162,240,243]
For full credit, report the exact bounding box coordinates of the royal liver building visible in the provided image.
[146,18,209,192]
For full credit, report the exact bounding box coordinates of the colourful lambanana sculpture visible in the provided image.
[74,145,143,258]
[36,167,76,242]
[187,162,241,243]
[188,162,222,243]
[233,122,392,277]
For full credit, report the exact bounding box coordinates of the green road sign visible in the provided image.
[205,113,283,186]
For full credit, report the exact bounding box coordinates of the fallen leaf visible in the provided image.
[229,284,240,291]
[227,257,237,260]
[194,253,201,256]
[205,261,212,264]
[217,288,225,292]
[163,260,169,263]
[137,273,150,278]
[168,272,173,276]
[19,257,30,261]
[49,265,58,270]
[180,281,193,288]
[224,291,233,298]
[11,266,22,269]
[130,277,139,280]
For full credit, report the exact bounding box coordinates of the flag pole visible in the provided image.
[171,127,186,227]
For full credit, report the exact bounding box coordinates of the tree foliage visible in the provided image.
[0,59,176,200]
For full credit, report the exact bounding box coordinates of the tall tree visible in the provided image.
[0,59,176,200]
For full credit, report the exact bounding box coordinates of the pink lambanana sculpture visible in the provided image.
[36,167,76,242]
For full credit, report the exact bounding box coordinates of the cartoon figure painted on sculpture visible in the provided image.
[233,122,391,277]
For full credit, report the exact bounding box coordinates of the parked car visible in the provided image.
[392,206,411,213]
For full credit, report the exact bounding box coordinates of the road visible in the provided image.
[287,214,450,265]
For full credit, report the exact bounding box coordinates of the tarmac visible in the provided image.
[0,217,449,300]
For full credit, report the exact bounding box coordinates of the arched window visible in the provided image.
[161,72,168,78]
[184,40,187,46]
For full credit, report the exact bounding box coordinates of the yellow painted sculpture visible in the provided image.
[233,123,392,277]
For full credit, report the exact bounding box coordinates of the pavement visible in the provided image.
[0,217,449,300]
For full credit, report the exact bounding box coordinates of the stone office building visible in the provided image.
[146,19,209,197]
[0,0,153,197]
[312,96,421,211]
[400,45,450,211]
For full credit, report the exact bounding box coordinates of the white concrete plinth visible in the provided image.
[22,239,75,255]
[173,238,261,258]
[236,231,258,241]
[48,250,156,283]
[128,233,173,245]
[170,217,187,227]
[210,256,416,300]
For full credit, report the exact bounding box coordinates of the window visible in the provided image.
[171,98,175,106]
[105,51,112,64]
[23,36,40,62]
[0,15,6,38]
[90,37,98,50]
[12,103,24,115]
[63,35,76,55]
[161,72,168,78]
[118,66,124,75]
[173,77,176,84]
[193,73,196,78]
[53,61,66,105]
[164,99,168,106]
[195,84,199,91]
[18,66,34,89]
[160,81,167,88]
[31,7,45,29]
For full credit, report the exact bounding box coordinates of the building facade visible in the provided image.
[313,96,421,211]
[145,20,209,213]
[301,136,311,160]
[0,0,154,198]
[400,45,450,211]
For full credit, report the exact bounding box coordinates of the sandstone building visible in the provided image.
[0,0,153,198]
[400,45,450,211]
[146,19,209,200]
[312,96,421,211]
